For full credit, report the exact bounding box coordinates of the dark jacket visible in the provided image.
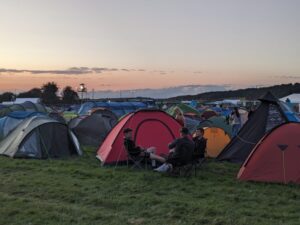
[193,136,207,159]
[167,136,195,166]
[124,138,141,156]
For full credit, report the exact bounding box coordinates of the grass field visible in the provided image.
[1,150,300,225]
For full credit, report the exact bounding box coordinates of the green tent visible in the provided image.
[198,116,232,137]
[166,103,200,117]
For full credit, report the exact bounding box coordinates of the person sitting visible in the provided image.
[193,127,207,161]
[123,128,165,167]
[154,127,195,173]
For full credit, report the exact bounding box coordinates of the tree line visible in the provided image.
[0,82,79,105]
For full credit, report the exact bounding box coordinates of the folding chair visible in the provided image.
[192,157,206,176]
[124,147,148,170]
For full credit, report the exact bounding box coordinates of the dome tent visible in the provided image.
[97,109,182,165]
[203,127,231,158]
[201,110,218,120]
[198,116,232,138]
[0,111,45,141]
[238,123,300,184]
[217,92,300,163]
[166,103,201,118]
[0,116,82,159]
[78,101,148,117]
[166,103,201,133]
[69,108,118,147]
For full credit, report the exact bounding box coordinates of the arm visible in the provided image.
[168,139,178,149]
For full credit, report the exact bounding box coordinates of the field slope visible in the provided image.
[1,154,300,225]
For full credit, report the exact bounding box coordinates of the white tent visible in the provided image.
[280,94,300,103]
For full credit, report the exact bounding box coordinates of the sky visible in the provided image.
[0,0,299,97]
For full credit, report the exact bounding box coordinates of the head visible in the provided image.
[195,127,204,138]
[123,128,133,139]
[180,127,189,137]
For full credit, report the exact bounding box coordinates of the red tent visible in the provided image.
[238,122,300,184]
[97,109,182,165]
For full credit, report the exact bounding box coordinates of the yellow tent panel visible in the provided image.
[204,127,231,158]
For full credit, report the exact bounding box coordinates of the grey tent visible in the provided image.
[9,104,26,112]
[0,116,82,159]
[69,108,118,147]
[217,92,300,163]
[21,101,48,113]
[21,101,38,112]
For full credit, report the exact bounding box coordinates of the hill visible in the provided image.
[168,83,300,101]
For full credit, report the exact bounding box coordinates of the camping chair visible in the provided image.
[192,157,206,176]
[170,156,206,177]
[124,147,148,170]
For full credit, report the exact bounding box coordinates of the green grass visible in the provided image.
[1,149,300,225]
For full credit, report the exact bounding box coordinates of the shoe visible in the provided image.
[153,163,170,172]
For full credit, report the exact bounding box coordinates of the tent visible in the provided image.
[166,103,201,118]
[280,94,300,104]
[78,101,148,117]
[63,111,79,122]
[9,104,26,112]
[97,109,182,165]
[204,127,231,158]
[166,103,201,133]
[217,92,300,163]
[238,123,300,184]
[201,110,218,120]
[21,101,47,113]
[199,116,232,138]
[0,106,12,118]
[69,108,118,147]
[48,112,66,123]
[0,102,48,118]
[0,111,45,141]
[0,116,81,159]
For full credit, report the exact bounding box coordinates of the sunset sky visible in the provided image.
[0,0,299,97]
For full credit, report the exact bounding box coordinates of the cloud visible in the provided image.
[0,67,163,75]
[0,67,139,75]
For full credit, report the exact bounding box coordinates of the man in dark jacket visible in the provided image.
[123,128,165,166]
[154,127,194,172]
[193,127,207,160]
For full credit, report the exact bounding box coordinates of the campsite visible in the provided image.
[1,87,300,225]
[2,1,300,224]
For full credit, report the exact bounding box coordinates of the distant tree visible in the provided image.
[41,82,60,104]
[18,88,42,98]
[0,92,16,102]
[62,86,79,104]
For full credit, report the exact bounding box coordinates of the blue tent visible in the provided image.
[78,101,148,117]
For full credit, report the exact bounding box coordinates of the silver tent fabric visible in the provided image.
[0,116,82,158]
